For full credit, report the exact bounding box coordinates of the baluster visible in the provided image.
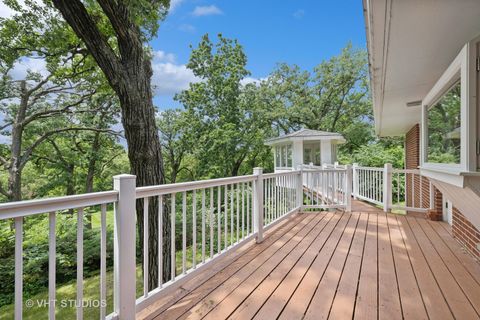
[158,196,163,288]
[15,217,23,320]
[242,182,245,239]
[49,212,56,320]
[210,188,214,258]
[77,208,84,319]
[217,186,221,254]
[224,185,228,250]
[236,184,240,243]
[171,193,176,281]
[202,190,206,263]
[230,184,234,245]
[143,197,149,297]
[247,182,250,235]
[100,205,107,319]
[192,191,197,269]
[182,192,187,274]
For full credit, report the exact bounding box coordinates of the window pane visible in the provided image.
[304,143,320,165]
[275,147,281,167]
[304,148,311,164]
[287,145,292,167]
[427,81,461,164]
[314,146,321,166]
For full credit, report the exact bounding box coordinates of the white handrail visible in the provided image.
[0,190,118,219]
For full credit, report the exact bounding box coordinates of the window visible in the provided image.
[275,144,293,167]
[303,143,321,166]
[427,81,461,164]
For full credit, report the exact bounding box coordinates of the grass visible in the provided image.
[0,266,143,319]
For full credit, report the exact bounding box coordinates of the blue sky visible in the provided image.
[148,0,367,109]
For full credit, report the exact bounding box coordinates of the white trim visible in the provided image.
[421,43,472,172]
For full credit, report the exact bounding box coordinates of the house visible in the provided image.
[363,0,480,259]
[264,129,345,172]
[3,2,480,319]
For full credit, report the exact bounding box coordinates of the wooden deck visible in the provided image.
[138,205,480,320]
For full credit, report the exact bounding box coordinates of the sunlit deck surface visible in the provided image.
[138,201,480,320]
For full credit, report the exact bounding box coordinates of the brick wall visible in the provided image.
[404,125,480,259]
[452,207,480,260]
[404,124,442,218]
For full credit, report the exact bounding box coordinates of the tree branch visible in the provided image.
[51,0,124,89]
[20,127,119,169]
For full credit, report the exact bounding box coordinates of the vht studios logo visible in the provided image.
[25,299,107,308]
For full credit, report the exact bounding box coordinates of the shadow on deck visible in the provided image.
[137,202,480,320]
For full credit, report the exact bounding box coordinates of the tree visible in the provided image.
[260,44,373,153]
[0,1,119,202]
[176,34,273,177]
[49,0,170,287]
[157,109,198,183]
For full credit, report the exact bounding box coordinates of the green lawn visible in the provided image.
[0,266,142,320]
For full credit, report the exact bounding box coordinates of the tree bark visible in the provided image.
[7,81,29,202]
[51,0,170,288]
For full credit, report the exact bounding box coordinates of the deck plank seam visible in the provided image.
[200,212,336,319]
[301,213,354,318]
[150,213,314,320]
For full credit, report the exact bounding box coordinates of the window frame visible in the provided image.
[421,43,477,173]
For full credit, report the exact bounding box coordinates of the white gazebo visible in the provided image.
[265,129,345,172]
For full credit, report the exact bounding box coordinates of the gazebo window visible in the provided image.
[275,144,293,167]
[303,143,321,166]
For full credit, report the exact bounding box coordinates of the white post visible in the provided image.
[383,164,392,212]
[345,165,352,212]
[352,163,358,199]
[296,166,304,212]
[113,174,137,320]
[253,168,264,243]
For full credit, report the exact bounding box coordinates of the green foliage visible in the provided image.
[339,140,404,168]
[175,34,274,178]
[427,82,461,164]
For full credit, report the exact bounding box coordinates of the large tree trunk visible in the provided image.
[7,81,29,202]
[85,131,100,229]
[51,0,171,288]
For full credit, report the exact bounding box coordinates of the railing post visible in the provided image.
[113,174,137,320]
[345,165,352,212]
[383,164,392,212]
[352,163,358,199]
[296,165,304,212]
[253,168,264,243]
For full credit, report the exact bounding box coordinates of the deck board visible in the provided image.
[139,205,480,320]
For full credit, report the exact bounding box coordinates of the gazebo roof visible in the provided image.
[264,128,345,146]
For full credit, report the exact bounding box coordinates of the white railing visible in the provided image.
[0,190,118,320]
[391,168,431,212]
[0,163,434,320]
[2,167,351,320]
[302,167,351,211]
[353,165,385,206]
[352,164,431,213]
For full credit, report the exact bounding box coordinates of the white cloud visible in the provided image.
[0,0,43,18]
[293,9,305,19]
[151,50,200,96]
[0,2,15,18]
[169,0,185,11]
[179,23,196,33]
[153,50,176,64]
[192,5,223,17]
[8,58,48,80]
[240,76,268,87]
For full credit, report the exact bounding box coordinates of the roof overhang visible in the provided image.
[265,136,346,146]
[363,0,480,136]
